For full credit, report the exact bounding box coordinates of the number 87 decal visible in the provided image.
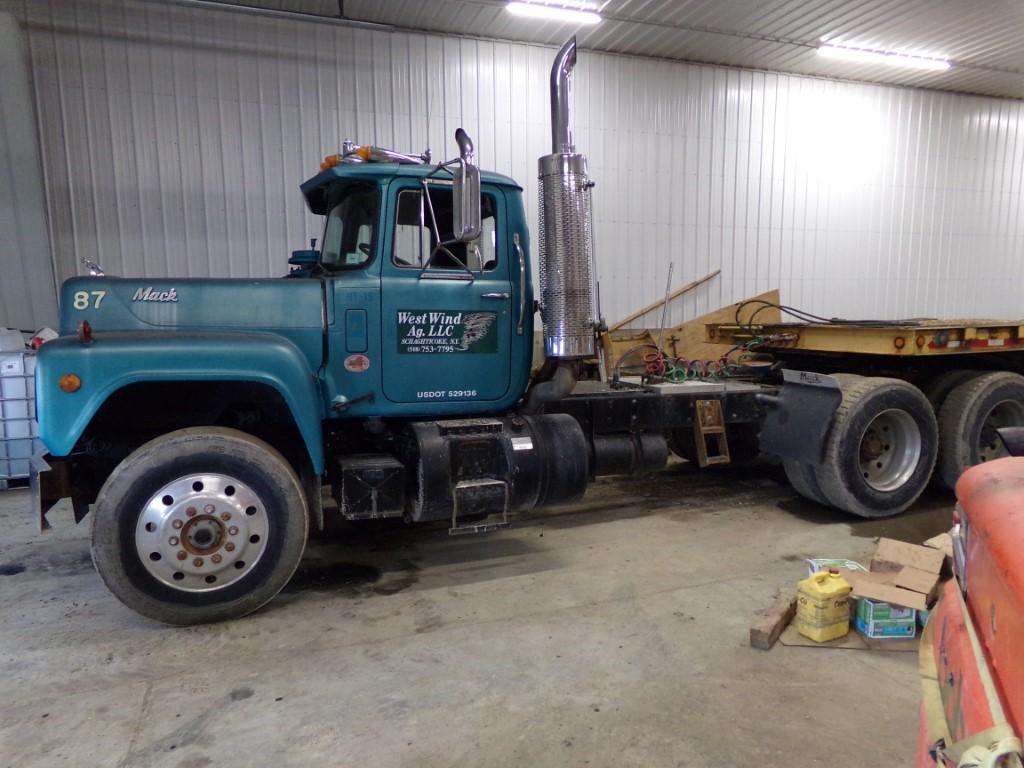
[72,290,106,310]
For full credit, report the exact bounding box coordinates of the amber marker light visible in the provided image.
[320,154,342,171]
[59,373,82,393]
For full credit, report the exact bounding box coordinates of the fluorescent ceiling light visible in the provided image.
[506,1,602,25]
[818,43,951,71]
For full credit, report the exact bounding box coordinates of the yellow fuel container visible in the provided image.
[795,569,851,642]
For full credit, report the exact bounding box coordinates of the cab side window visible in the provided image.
[393,187,498,271]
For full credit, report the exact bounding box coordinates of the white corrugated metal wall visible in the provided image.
[0,11,58,331]
[6,0,1024,328]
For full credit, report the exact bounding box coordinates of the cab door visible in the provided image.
[380,181,512,404]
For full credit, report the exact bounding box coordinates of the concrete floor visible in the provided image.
[0,462,952,768]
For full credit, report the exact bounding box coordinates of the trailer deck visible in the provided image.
[708,319,1024,357]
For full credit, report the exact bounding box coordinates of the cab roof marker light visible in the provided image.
[506,1,601,25]
[817,43,951,71]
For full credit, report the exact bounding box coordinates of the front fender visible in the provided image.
[36,331,326,472]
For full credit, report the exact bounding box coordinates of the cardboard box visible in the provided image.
[855,597,916,638]
[841,569,929,612]
[893,566,940,603]
[922,532,954,575]
[870,538,945,575]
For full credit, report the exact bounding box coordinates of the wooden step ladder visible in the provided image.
[693,399,731,467]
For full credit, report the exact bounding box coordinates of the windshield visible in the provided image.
[320,183,378,270]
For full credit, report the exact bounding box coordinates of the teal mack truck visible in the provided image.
[30,39,841,624]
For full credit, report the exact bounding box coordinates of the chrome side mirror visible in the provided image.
[451,128,482,242]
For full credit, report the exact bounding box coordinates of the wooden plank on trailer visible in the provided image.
[608,270,721,332]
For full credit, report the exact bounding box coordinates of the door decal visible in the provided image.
[397,310,497,354]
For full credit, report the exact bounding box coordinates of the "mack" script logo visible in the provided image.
[132,287,178,303]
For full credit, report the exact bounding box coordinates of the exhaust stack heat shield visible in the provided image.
[538,37,596,359]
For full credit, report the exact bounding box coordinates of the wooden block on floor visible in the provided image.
[750,592,797,651]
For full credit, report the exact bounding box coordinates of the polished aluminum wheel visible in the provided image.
[858,409,922,492]
[135,474,269,592]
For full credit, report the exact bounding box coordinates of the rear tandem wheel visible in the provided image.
[814,377,938,518]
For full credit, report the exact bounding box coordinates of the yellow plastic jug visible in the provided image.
[795,569,851,642]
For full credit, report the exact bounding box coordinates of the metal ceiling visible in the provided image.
[195,0,1024,99]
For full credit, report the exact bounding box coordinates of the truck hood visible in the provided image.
[58,276,323,335]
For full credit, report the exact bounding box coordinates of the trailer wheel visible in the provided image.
[91,427,308,625]
[936,372,1024,489]
[816,377,937,518]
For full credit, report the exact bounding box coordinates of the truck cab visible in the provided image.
[298,162,533,418]
[32,135,588,626]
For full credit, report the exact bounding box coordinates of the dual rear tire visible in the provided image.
[935,371,1024,489]
[787,370,1024,516]
[786,376,937,517]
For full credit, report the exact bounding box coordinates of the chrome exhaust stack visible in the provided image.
[538,36,597,360]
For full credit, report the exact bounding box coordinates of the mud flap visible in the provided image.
[757,370,842,465]
[29,452,53,532]
[30,452,85,531]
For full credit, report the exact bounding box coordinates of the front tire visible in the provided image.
[91,427,309,625]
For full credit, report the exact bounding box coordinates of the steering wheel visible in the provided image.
[358,243,371,256]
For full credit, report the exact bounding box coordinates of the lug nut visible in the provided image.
[228,526,239,536]
[193,557,204,567]
[172,520,184,530]
[176,551,187,561]
[211,554,222,564]
[169,536,179,546]
[225,542,236,552]
[220,512,231,521]
[204,504,215,514]
[186,507,197,517]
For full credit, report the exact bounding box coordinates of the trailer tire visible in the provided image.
[936,372,1024,490]
[91,427,308,625]
[816,377,937,518]
[783,460,829,506]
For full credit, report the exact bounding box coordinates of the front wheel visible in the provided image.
[91,427,309,625]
